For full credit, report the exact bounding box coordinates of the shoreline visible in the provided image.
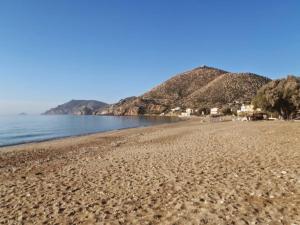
[0,115,186,150]
[0,124,165,149]
[0,117,189,153]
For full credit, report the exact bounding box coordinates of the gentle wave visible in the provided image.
[3,133,51,140]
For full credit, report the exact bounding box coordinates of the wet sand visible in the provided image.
[0,119,299,225]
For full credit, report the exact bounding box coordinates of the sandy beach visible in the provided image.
[0,119,299,225]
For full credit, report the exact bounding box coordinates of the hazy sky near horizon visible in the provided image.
[0,0,300,115]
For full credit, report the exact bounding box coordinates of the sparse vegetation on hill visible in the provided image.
[44,66,274,117]
[184,73,270,109]
[100,66,271,116]
[143,66,228,102]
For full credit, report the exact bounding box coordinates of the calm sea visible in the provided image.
[0,115,176,147]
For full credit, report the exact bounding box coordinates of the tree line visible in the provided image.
[252,76,300,120]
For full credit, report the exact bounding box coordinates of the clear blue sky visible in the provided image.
[0,0,299,114]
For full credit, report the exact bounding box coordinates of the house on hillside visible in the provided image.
[180,108,193,117]
[237,104,265,121]
[186,108,193,115]
[210,107,219,116]
[237,104,261,116]
[171,107,181,112]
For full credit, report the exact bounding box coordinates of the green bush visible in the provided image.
[252,76,300,119]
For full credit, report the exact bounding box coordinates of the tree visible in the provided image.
[252,76,300,119]
[220,106,232,115]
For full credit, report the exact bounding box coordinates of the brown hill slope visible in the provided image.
[98,66,271,116]
[184,73,271,108]
[143,66,228,102]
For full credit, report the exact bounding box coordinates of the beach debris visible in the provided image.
[10,167,18,173]
[110,141,123,147]
[281,171,287,175]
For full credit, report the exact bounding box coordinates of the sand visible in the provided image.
[0,119,299,225]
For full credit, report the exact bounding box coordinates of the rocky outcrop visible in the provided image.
[44,100,108,115]
[96,97,168,116]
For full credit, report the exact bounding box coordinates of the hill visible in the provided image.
[183,72,271,108]
[43,100,108,115]
[98,66,271,116]
[143,66,228,103]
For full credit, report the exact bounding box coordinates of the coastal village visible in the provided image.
[165,103,300,121]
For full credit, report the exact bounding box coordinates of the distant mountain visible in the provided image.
[43,100,108,115]
[97,66,271,116]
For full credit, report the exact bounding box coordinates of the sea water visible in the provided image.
[0,115,176,147]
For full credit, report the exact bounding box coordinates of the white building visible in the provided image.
[171,107,181,112]
[180,112,188,117]
[186,108,193,116]
[237,104,261,115]
[241,104,254,112]
[180,108,193,117]
[210,107,219,115]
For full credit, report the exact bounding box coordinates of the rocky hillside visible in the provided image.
[98,66,271,116]
[96,97,169,116]
[184,72,271,108]
[44,100,108,115]
[143,66,228,103]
